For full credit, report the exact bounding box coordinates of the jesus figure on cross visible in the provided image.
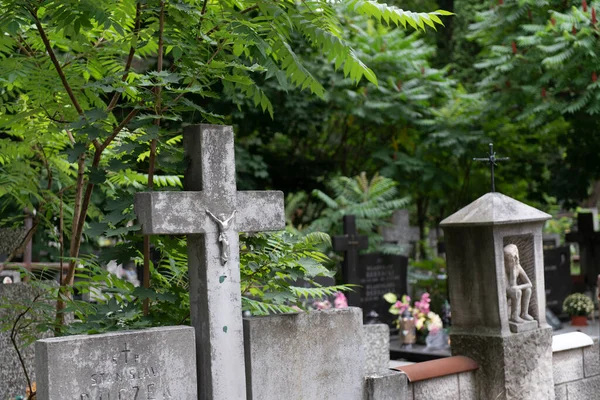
[205,209,237,265]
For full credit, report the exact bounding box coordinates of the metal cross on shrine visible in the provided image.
[332,215,368,307]
[473,143,509,192]
[134,125,284,400]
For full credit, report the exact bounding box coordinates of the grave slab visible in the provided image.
[35,326,196,400]
[243,308,364,400]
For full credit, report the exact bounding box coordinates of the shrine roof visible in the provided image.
[440,192,551,227]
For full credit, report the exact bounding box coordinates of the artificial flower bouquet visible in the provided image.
[383,292,443,336]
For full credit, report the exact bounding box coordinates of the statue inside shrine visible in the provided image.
[504,244,534,324]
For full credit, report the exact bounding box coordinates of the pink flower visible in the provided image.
[415,292,431,314]
[314,300,331,310]
[334,292,348,308]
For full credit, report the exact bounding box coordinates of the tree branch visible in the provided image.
[143,0,165,316]
[32,10,84,117]
[10,294,42,397]
[100,108,139,152]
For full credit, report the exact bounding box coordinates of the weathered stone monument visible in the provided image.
[35,326,196,399]
[440,192,554,399]
[134,124,285,400]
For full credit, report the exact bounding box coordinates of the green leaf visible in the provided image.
[89,167,107,184]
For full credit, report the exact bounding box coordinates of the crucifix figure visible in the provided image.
[473,143,509,192]
[205,209,237,265]
[134,125,284,400]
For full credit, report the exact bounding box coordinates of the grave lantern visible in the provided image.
[440,192,554,399]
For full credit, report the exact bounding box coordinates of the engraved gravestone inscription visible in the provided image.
[35,326,196,400]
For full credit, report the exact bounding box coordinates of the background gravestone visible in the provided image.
[566,212,600,290]
[35,326,196,400]
[543,246,572,316]
[382,210,419,256]
[332,215,368,307]
[357,253,408,326]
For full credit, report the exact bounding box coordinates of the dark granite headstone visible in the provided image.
[543,246,571,315]
[356,253,408,326]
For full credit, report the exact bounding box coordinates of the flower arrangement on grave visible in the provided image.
[383,292,443,339]
[313,292,348,310]
[563,293,594,317]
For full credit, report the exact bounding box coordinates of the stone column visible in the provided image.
[440,192,554,399]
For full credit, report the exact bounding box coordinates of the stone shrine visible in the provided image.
[135,125,285,400]
[440,192,554,399]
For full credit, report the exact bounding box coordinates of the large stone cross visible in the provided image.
[134,125,284,400]
[382,210,419,256]
[332,215,368,306]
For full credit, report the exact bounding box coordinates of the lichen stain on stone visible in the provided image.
[223,326,228,333]
[219,275,226,283]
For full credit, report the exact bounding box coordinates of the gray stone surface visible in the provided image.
[451,328,554,400]
[458,371,477,400]
[583,337,600,377]
[134,124,285,400]
[552,348,584,385]
[509,320,538,333]
[364,324,390,374]
[244,308,365,400]
[442,222,550,335]
[364,370,407,400]
[554,383,567,400]
[440,192,551,227]
[35,326,196,400]
[382,210,419,255]
[566,375,600,400]
[0,283,54,400]
[411,374,459,399]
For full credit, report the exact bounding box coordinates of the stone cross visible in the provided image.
[473,143,509,192]
[134,125,284,400]
[332,215,368,306]
[381,210,419,256]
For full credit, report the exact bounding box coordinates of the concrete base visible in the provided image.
[451,327,554,400]
[364,370,407,400]
[509,320,538,333]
